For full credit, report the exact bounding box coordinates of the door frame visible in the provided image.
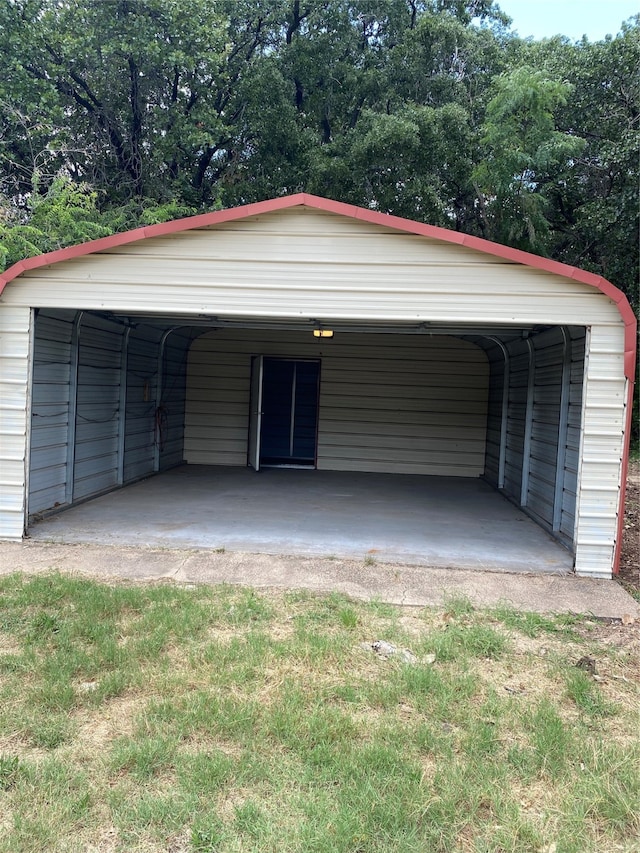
[247,355,321,470]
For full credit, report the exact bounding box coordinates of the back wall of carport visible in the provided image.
[0,194,635,578]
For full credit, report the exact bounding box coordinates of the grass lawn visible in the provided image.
[0,573,638,852]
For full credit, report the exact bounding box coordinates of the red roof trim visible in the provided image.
[1,192,636,379]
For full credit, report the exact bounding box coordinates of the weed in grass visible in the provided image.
[527,699,573,778]
[476,810,543,853]
[291,622,352,663]
[109,787,197,843]
[111,735,179,780]
[442,593,475,618]
[26,611,60,642]
[268,684,358,757]
[506,744,538,781]
[462,717,501,759]
[493,604,566,638]
[234,799,273,841]
[564,668,615,717]
[177,750,236,796]
[199,631,272,691]
[30,678,76,712]
[338,606,358,629]
[0,754,21,789]
[363,553,376,565]
[26,714,74,749]
[419,622,508,662]
[365,598,396,618]
[294,591,355,624]
[84,668,134,706]
[221,588,273,626]
[196,693,260,741]
[191,814,226,852]
[329,683,363,705]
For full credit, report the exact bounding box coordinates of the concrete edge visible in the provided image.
[0,541,638,620]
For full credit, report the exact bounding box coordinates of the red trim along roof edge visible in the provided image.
[0,191,636,380]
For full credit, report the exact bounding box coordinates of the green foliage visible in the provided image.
[474,65,585,250]
[0,174,111,269]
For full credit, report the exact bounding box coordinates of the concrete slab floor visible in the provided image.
[28,465,574,574]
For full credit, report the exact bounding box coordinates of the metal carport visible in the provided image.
[0,194,635,578]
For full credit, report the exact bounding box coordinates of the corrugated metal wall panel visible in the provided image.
[124,326,161,482]
[479,326,585,550]
[72,315,124,500]
[26,311,188,517]
[481,344,505,489]
[159,329,192,470]
[522,329,564,528]
[577,366,628,579]
[560,329,585,538]
[0,305,31,539]
[185,330,488,476]
[502,341,529,500]
[28,310,74,514]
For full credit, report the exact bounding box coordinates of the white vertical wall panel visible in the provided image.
[0,305,32,539]
[26,312,189,517]
[28,310,74,514]
[574,324,627,577]
[479,327,585,549]
[185,330,488,476]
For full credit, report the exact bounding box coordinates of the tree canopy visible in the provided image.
[0,0,637,313]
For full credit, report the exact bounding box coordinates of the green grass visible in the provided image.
[0,572,638,852]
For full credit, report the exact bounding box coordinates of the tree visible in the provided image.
[0,0,275,206]
[522,21,640,311]
[472,65,585,250]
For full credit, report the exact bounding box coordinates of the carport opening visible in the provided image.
[27,308,585,570]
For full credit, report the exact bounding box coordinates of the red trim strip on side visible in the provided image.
[613,377,636,576]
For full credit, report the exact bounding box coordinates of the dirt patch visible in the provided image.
[618,459,640,596]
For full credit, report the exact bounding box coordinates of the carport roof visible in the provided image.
[0,192,636,379]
